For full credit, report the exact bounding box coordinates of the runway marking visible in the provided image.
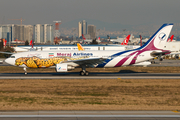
[0,115,180,118]
[172,111,180,113]
[1,76,180,79]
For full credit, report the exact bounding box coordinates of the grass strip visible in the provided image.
[0,79,179,110]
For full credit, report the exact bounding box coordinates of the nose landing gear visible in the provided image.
[23,67,27,75]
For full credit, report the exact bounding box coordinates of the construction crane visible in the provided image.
[9,18,25,25]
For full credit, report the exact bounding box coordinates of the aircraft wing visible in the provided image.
[64,57,107,68]
[151,51,171,56]
[0,51,14,54]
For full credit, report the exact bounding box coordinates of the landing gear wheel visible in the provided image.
[85,71,89,76]
[23,67,27,75]
[151,61,155,64]
[159,58,163,61]
[80,71,85,76]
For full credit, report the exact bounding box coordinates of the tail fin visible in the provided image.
[97,37,100,41]
[29,40,32,45]
[77,43,85,51]
[3,39,7,47]
[140,23,173,50]
[169,35,174,42]
[121,34,130,45]
[82,34,86,40]
[29,40,33,48]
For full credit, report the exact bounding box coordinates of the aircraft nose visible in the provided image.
[5,58,14,65]
[5,58,10,64]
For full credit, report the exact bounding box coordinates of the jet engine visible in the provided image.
[56,64,75,72]
[175,55,179,59]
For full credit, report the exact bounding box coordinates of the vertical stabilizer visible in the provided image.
[82,34,86,40]
[121,34,131,45]
[140,23,173,50]
[77,43,85,51]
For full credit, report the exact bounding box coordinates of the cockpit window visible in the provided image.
[10,56,15,58]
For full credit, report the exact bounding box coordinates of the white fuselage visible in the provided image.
[5,49,154,68]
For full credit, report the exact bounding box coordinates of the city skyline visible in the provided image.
[1,0,180,35]
[0,24,54,43]
[1,22,180,40]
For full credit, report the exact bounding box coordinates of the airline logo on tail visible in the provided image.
[159,33,167,41]
[77,43,85,51]
[121,35,131,45]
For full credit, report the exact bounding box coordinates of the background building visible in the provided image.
[44,24,53,43]
[14,25,33,41]
[0,24,33,44]
[24,25,33,42]
[34,24,42,43]
[0,24,14,43]
[88,25,96,39]
[82,20,87,35]
[34,24,53,43]
[78,21,82,38]
[78,20,87,38]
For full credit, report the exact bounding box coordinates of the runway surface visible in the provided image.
[1,72,180,79]
[1,59,180,79]
[0,111,180,120]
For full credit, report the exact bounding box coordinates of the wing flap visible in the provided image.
[64,57,107,67]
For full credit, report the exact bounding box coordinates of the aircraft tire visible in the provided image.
[151,61,155,64]
[159,58,163,61]
[85,71,89,76]
[80,71,85,76]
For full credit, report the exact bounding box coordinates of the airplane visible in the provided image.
[5,23,173,76]
[80,34,101,44]
[109,34,131,43]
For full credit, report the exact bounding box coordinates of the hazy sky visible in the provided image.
[0,0,180,31]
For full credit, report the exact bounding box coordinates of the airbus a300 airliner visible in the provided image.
[5,23,173,75]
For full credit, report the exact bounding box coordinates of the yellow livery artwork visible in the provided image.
[15,56,89,68]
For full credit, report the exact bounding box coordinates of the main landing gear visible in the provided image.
[80,71,89,76]
[80,66,89,76]
[23,67,27,75]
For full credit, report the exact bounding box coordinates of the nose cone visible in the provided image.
[5,58,15,66]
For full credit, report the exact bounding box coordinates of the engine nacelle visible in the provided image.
[159,57,163,61]
[175,55,179,59]
[56,64,75,72]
